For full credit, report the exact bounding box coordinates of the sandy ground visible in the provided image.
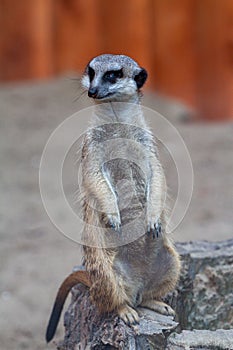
[0,77,232,349]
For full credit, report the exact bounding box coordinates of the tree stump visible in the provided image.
[56,239,233,349]
[168,239,233,330]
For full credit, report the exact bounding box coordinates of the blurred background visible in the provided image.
[0,1,232,349]
[1,0,233,119]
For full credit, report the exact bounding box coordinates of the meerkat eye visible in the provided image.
[88,67,95,82]
[103,69,123,83]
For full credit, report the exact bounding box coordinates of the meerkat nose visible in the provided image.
[88,87,98,98]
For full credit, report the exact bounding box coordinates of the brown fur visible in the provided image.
[46,54,181,342]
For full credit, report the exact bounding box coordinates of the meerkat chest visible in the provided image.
[90,122,152,178]
[86,123,154,221]
[99,125,150,198]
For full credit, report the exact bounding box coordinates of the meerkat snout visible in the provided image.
[88,87,98,98]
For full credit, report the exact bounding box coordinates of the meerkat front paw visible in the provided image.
[146,219,162,238]
[140,300,175,317]
[118,304,139,325]
[106,213,122,233]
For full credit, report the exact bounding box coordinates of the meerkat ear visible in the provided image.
[134,68,148,89]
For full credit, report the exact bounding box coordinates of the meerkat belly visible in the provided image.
[113,236,173,304]
[112,237,161,302]
[104,157,168,301]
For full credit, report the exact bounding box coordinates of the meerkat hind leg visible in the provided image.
[140,300,175,317]
[118,304,140,325]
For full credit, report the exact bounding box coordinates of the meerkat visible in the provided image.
[46,54,181,342]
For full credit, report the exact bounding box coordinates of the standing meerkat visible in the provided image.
[46,54,181,342]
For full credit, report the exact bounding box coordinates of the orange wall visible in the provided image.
[0,0,232,120]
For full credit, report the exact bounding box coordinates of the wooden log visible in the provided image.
[55,239,233,349]
[57,286,177,350]
[166,329,233,350]
[167,239,233,330]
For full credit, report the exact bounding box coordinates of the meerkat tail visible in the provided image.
[45,270,90,343]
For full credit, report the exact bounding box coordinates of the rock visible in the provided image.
[169,239,233,330]
[166,329,233,350]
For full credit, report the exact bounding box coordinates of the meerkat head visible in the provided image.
[81,54,147,102]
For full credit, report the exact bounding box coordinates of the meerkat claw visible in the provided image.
[155,221,162,238]
[107,214,122,233]
[147,220,162,238]
[118,305,140,325]
[112,223,122,233]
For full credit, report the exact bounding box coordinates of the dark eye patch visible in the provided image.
[88,67,95,82]
[103,69,123,83]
